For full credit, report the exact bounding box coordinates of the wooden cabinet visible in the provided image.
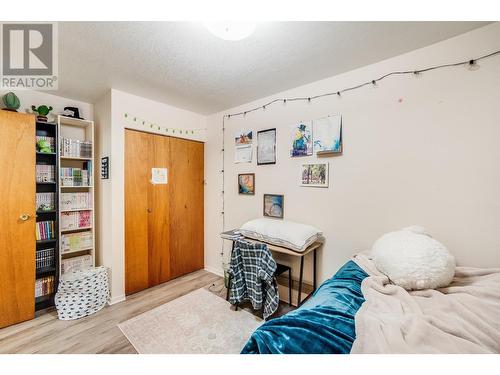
[0,111,36,328]
[125,130,204,295]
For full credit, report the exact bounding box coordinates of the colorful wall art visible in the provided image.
[234,129,253,163]
[301,163,329,187]
[235,130,253,145]
[290,121,313,157]
[257,128,276,165]
[313,115,342,154]
[238,173,255,195]
[263,194,284,218]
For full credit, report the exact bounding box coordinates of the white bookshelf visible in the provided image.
[57,115,95,276]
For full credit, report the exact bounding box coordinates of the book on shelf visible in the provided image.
[61,231,93,253]
[36,192,56,211]
[61,254,93,275]
[36,164,55,183]
[60,192,92,210]
[36,136,56,153]
[35,275,55,297]
[36,221,55,240]
[36,248,55,270]
[60,163,92,186]
[61,211,91,231]
[60,137,92,158]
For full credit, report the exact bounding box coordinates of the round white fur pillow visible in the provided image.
[371,226,456,290]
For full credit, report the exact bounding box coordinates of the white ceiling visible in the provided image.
[56,21,488,114]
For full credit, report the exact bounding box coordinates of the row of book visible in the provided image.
[36,248,55,270]
[36,164,55,183]
[36,136,56,153]
[60,167,91,186]
[36,221,55,240]
[36,192,56,211]
[61,211,91,231]
[61,254,93,275]
[61,231,93,253]
[35,276,55,297]
[60,192,92,210]
[60,137,92,158]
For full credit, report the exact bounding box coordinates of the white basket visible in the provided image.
[55,266,109,320]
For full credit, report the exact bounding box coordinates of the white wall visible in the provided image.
[0,90,93,121]
[95,89,207,302]
[205,23,500,284]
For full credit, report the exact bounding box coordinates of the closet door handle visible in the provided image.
[19,213,31,221]
[147,208,152,213]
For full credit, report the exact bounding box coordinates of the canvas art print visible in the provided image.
[257,128,276,165]
[313,115,342,154]
[301,163,329,187]
[263,194,284,218]
[238,173,255,195]
[290,121,313,157]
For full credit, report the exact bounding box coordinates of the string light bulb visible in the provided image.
[466,59,480,71]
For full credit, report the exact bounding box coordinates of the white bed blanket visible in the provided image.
[352,253,500,353]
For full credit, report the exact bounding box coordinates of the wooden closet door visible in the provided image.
[0,111,36,328]
[169,138,204,278]
[147,133,170,285]
[125,130,150,295]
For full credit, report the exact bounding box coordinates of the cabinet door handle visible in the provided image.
[19,213,30,221]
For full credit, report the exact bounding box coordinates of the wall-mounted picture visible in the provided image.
[238,173,255,195]
[301,163,329,187]
[313,115,342,154]
[257,128,276,165]
[263,194,284,218]
[290,121,313,157]
[235,130,253,145]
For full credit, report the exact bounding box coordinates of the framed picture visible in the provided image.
[257,128,276,165]
[238,173,255,195]
[313,115,342,155]
[301,163,329,188]
[290,121,313,157]
[263,194,284,218]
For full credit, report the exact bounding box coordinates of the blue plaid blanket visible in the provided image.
[241,260,368,354]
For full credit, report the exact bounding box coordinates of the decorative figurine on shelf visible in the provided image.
[2,92,20,112]
[36,139,52,153]
[31,104,53,122]
[62,106,84,119]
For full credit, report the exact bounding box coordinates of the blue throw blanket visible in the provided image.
[241,260,368,354]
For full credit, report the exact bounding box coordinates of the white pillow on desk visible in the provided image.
[239,218,324,252]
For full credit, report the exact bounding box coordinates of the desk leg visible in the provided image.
[297,255,304,306]
[313,248,317,291]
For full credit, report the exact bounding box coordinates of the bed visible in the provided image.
[241,254,500,354]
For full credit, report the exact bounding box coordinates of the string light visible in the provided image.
[123,112,206,135]
[221,50,500,119]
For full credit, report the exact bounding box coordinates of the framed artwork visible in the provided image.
[313,115,342,154]
[257,128,276,165]
[235,130,253,145]
[263,194,284,218]
[290,121,313,157]
[301,163,329,188]
[238,173,255,195]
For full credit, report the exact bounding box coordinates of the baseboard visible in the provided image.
[108,294,126,305]
[204,265,224,277]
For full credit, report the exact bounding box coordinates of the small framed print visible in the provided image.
[238,173,255,195]
[301,163,329,188]
[257,128,276,165]
[263,194,284,219]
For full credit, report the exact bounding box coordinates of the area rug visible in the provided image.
[118,288,263,354]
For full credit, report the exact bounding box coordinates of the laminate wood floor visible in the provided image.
[0,270,297,354]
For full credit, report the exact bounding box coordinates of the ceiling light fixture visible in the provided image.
[203,22,256,41]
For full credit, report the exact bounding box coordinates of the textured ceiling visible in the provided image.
[55,21,488,114]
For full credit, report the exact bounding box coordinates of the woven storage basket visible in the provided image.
[55,266,110,320]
